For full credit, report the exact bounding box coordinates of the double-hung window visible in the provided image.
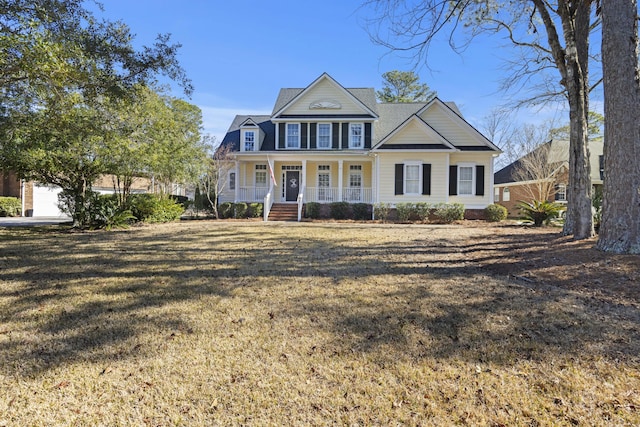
[255,164,267,187]
[317,123,331,149]
[229,172,236,191]
[286,123,300,149]
[404,163,421,194]
[458,165,474,196]
[318,165,331,201]
[349,123,363,149]
[244,131,255,151]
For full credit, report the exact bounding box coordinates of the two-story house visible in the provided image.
[220,73,501,220]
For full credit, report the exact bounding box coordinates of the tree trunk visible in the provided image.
[596,0,640,253]
[560,0,594,239]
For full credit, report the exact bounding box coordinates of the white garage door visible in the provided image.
[32,184,66,217]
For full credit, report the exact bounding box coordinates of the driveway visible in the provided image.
[0,217,72,227]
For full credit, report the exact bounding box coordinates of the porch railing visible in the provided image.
[304,187,373,204]
[238,186,268,203]
[297,186,305,222]
[263,189,274,222]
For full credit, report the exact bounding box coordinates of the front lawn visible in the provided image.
[0,222,638,425]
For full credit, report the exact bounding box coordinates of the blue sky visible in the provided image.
[93,0,575,143]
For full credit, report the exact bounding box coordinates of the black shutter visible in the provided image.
[475,165,485,196]
[554,184,561,201]
[422,163,431,195]
[278,123,285,149]
[301,123,308,149]
[395,164,404,195]
[310,123,317,149]
[449,166,458,195]
[341,123,348,149]
[333,123,340,149]
[599,155,605,180]
[365,123,372,149]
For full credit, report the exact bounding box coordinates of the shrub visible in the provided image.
[305,202,321,219]
[395,203,414,222]
[170,195,190,209]
[129,194,184,223]
[92,195,135,230]
[218,202,233,219]
[352,203,371,220]
[373,203,391,222]
[329,201,351,220]
[234,202,248,218]
[248,203,263,218]
[433,203,465,223]
[0,197,21,217]
[485,204,508,222]
[414,202,431,222]
[517,200,564,226]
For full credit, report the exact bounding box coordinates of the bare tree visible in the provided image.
[199,140,234,219]
[365,0,599,239]
[596,0,640,254]
[511,140,567,203]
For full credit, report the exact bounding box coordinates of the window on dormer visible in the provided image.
[349,123,363,149]
[317,123,331,149]
[244,131,255,151]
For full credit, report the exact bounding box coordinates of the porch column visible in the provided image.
[234,161,239,202]
[372,156,378,204]
[302,160,307,194]
[338,160,343,202]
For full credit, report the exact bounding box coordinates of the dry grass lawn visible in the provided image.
[0,220,639,426]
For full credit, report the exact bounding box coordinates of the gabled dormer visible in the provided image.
[239,118,264,152]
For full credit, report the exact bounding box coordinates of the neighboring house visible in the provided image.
[220,73,501,220]
[494,138,604,216]
[0,171,179,217]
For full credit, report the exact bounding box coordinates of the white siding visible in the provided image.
[449,153,494,208]
[282,79,369,116]
[384,120,437,145]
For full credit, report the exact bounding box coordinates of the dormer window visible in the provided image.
[244,131,255,151]
[349,123,363,149]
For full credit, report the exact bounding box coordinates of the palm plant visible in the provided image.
[517,200,564,226]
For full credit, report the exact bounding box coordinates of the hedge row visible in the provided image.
[0,197,21,217]
[218,202,263,219]
[304,202,372,220]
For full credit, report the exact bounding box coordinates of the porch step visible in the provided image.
[268,203,299,221]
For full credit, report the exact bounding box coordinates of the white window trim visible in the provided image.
[255,164,267,187]
[457,163,476,196]
[243,130,256,152]
[404,161,422,195]
[286,123,301,149]
[503,187,511,202]
[556,184,567,201]
[317,123,332,149]
[228,171,236,191]
[494,187,500,202]
[349,123,364,149]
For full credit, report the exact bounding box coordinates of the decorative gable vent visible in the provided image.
[309,100,342,110]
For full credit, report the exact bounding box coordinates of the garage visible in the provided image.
[31,184,66,217]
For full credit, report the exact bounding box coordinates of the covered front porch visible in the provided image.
[231,157,375,205]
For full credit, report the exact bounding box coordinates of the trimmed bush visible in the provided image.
[248,203,263,218]
[170,195,190,209]
[395,203,414,222]
[329,201,351,220]
[234,202,248,218]
[218,202,233,219]
[305,202,321,219]
[485,204,508,222]
[414,202,431,222]
[373,203,391,222]
[433,203,465,223]
[129,194,184,223]
[0,197,21,217]
[352,203,371,220]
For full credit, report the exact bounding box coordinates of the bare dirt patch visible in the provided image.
[0,221,638,425]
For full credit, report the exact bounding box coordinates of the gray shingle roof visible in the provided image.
[373,103,426,145]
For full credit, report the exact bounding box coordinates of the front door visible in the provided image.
[285,171,300,201]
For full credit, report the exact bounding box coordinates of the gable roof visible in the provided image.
[373,109,456,151]
[271,73,379,118]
